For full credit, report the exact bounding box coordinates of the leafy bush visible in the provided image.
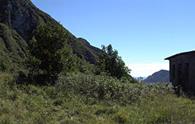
[26,23,72,84]
[57,73,172,104]
[96,44,132,80]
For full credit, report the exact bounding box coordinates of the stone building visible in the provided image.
[165,51,195,94]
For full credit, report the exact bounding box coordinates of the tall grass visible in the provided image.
[1,73,195,124]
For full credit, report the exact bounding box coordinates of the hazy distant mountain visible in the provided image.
[135,77,146,82]
[144,70,170,83]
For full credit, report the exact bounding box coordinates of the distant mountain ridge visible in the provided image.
[144,70,170,83]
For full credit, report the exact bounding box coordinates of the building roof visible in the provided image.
[165,50,195,60]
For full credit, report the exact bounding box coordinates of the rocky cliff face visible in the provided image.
[0,0,47,40]
[0,0,102,70]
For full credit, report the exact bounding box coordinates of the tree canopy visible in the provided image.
[27,23,71,84]
[97,44,132,80]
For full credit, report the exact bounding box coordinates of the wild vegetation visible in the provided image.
[16,23,134,85]
[1,0,195,123]
[97,45,133,81]
[1,10,195,124]
[26,23,72,84]
[1,73,195,124]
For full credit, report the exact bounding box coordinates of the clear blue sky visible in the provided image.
[32,0,195,77]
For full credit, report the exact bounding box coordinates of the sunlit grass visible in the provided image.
[1,73,195,124]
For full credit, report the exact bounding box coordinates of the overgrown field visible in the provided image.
[1,73,195,124]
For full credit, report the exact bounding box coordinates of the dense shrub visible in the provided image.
[26,23,72,84]
[96,44,133,80]
[57,73,172,104]
[1,73,195,124]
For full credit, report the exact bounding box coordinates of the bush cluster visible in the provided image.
[1,73,195,124]
[96,44,132,80]
[57,73,172,105]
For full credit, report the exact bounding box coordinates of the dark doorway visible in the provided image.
[171,64,175,82]
[178,64,183,87]
[184,63,189,90]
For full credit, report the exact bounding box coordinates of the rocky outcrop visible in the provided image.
[0,0,102,68]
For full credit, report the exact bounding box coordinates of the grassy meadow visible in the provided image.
[1,73,195,124]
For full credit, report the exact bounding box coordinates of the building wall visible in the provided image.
[169,53,195,93]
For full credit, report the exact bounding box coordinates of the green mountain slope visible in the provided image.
[0,0,102,72]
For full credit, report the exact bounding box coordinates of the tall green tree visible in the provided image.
[97,44,132,80]
[27,23,71,84]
